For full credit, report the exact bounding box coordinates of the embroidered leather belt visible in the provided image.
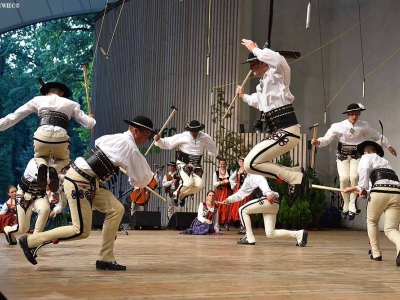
[38,110,69,130]
[71,162,96,183]
[19,176,45,197]
[372,184,400,189]
[84,146,118,181]
[370,168,399,186]
[337,143,358,155]
[177,151,202,165]
[262,104,298,134]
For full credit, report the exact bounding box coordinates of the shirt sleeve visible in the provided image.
[197,203,205,223]
[52,197,63,215]
[213,171,220,188]
[357,156,371,191]
[242,92,261,110]
[154,133,183,150]
[162,175,171,188]
[318,123,339,147]
[364,122,390,148]
[0,201,9,215]
[203,134,219,157]
[72,105,96,129]
[229,170,237,190]
[0,99,36,131]
[227,176,255,203]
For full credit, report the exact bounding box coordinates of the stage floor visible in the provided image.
[1,229,399,299]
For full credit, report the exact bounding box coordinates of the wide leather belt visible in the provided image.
[262,104,298,134]
[84,146,118,181]
[370,168,399,186]
[19,176,45,197]
[38,110,69,130]
[337,143,358,155]
[177,151,202,165]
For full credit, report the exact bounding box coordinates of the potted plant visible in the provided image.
[290,198,312,229]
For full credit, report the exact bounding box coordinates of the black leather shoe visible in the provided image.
[173,194,178,207]
[341,211,348,219]
[348,212,356,221]
[288,184,301,204]
[37,164,48,190]
[296,230,308,247]
[396,251,400,266]
[48,166,59,193]
[179,196,187,207]
[96,260,126,271]
[370,254,382,261]
[237,227,246,234]
[3,231,17,245]
[19,235,38,265]
[223,223,229,231]
[237,237,255,245]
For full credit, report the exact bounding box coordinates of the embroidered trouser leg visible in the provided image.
[27,168,124,262]
[337,157,360,213]
[33,128,70,173]
[243,125,302,185]
[175,164,204,200]
[6,196,50,239]
[368,188,400,258]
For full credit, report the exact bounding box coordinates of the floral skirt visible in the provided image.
[29,212,68,232]
[180,218,214,235]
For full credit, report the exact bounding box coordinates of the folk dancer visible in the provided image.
[154,120,222,205]
[311,103,397,220]
[0,81,96,192]
[213,159,232,230]
[0,186,18,234]
[181,190,221,235]
[236,40,303,202]
[229,156,252,233]
[344,141,400,266]
[18,116,155,271]
[162,162,182,219]
[222,173,308,246]
[3,158,49,245]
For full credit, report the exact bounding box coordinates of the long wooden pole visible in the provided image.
[311,124,318,169]
[222,70,253,119]
[311,184,359,194]
[81,62,92,115]
[144,106,178,156]
[119,167,166,202]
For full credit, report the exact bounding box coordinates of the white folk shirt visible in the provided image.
[23,158,40,182]
[227,173,279,203]
[0,95,96,132]
[154,131,219,163]
[75,130,153,188]
[318,119,390,148]
[162,171,177,190]
[0,199,15,215]
[196,202,220,233]
[356,153,399,191]
[242,47,294,112]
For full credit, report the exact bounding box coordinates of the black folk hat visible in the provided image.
[342,103,366,114]
[357,140,384,157]
[242,52,259,64]
[185,120,205,132]
[124,116,156,133]
[167,161,177,167]
[40,82,71,99]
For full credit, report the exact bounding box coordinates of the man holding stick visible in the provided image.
[344,141,400,266]
[236,39,303,202]
[0,80,96,192]
[19,116,155,271]
[154,120,222,206]
[311,103,397,220]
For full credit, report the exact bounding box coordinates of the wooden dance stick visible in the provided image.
[144,105,178,156]
[81,62,92,115]
[222,70,253,119]
[311,184,359,194]
[119,167,167,202]
[310,123,318,169]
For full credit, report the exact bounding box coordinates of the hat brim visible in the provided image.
[357,141,384,157]
[342,108,366,114]
[124,120,156,134]
[241,57,259,64]
[40,82,71,99]
[185,124,205,132]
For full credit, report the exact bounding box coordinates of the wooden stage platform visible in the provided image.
[1,229,400,299]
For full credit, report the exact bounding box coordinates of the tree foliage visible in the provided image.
[0,15,94,202]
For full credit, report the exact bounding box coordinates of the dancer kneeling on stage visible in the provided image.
[344,141,400,266]
[221,173,308,246]
[181,190,221,235]
[18,116,155,271]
